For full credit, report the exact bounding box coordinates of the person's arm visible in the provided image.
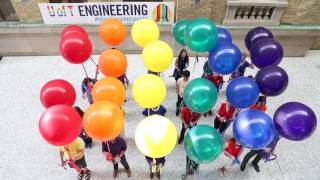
[223,142,234,159]
[175,58,179,70]
[180,112,188,128]
[119,138,127,158]
[102,142,107,155]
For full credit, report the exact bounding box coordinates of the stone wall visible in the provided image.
[281,0,320,24]
[175,0,226,22]
[10,0,47,22]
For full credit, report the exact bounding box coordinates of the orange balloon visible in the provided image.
[99,18,126,46]
[99,49,127,78]
[92,77,126,106]
[83,101,124,141]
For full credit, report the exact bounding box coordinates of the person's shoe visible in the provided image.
[84,170,91,180]
[126,168,132,177]
[252,163,260,173]
[240,163,246,171]
[77,171,84,180]
[178,137,183,144]
[156,171,160,179]
[150,172,154,179]
[204,113,207,117]
[113,170,118,178]
[208,110,213,116]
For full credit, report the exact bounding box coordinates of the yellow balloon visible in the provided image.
[132,74,166,108]
[142,40,173,72]
[131,19,160,47]
[135,115,177,158]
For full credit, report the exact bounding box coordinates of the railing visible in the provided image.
[223,0,288,26]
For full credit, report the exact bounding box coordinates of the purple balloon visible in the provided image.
[255,66,288,96]
[250,39,283,69]
[245,27,274,50]
[273,102,317,141]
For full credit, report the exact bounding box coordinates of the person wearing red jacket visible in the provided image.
[219,138,243,176]
[214,101,236,134]
[205,72,224,92]
[250,96,267,112]
[178,106,201,144]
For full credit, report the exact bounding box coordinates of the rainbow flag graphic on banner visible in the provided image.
[153,4,172,23]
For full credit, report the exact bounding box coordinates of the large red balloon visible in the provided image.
[39,105,82,146]
[59,32,92,64]
[40,79,76,108]
[61,25,88,39]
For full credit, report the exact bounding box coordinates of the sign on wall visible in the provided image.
[38,2,175,25]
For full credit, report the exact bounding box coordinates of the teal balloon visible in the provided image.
[184,18,218,52]
[184,125,223,164]
[173,20,189,46]
[183,78,217,113]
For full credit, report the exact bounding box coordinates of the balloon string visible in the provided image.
[193,54,199,72]
[94,65,99,80]
[89,56,97,65]
[81,63,89,79]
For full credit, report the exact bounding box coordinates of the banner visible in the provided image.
[38,2,175,25]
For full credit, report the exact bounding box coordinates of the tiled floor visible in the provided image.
[0,51,319,180]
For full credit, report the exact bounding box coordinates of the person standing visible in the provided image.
[81,77,97,104]
[205,72,224,92]
[74,106,92,148]
[145,156,166,179]
[102,136,131,178]
[178,106,201,144]
[59,138,91,180]
[240,135,281,173]
[176,70,191,116]
[214,101,236,134]
[142,105,167,117]
[172,49,189,83]
[218,138,243,176]
[250,96,267,112]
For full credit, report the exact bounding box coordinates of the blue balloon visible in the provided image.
[208,43,241,75]
[217,27,232,44]
[233,109,275,149]
[226,77,260,108]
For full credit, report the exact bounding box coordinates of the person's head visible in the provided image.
[248,75,254,79]
[181,70,190,81]
[257,96,267,106]
[147,70,159,76]
[179,49,188,58]
[73,106,84,118]
[151,105,160,111]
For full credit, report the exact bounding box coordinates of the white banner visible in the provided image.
[38,2,175,25]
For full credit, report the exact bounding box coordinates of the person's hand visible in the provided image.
[115,156,120,163]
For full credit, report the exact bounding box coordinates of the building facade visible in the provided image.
[0,0,319,56]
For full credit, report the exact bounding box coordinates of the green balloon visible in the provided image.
[184,18,218,52]
[173,19,189,46]
[183,78,217,113]
[184,125,223,164]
